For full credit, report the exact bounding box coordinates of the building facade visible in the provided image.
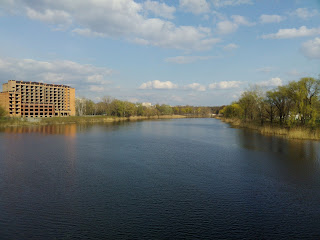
[0,80,75,117]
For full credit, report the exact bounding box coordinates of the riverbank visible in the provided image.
[218,117,320,140]
[0,115,187,127]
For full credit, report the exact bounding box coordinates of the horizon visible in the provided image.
[0,0,319,106]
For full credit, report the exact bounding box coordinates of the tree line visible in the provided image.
[76,96,223,117]
[220,77,320,127]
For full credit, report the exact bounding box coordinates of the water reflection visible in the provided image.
[237,129,320,161]
[1,119,320,239]
[0,122,128,136]
[0,124,83,182]
[1,124,78,137]
[236,129,320,182]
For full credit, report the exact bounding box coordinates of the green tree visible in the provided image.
[287,77,320,125]
[264,97,276,124]
[266,86,292,125]
[136,103,145,116]
[159,104,173,115]
[0,105,6,117]
[124,101,136,117]
[238,90,257,121]
[85,99,96,115]
[100,96,114,116]
[110,99,125,117]
[220,103,243,118]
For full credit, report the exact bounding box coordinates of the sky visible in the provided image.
[0,0,319,106]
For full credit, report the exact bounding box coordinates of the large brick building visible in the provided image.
[0,80,75,117]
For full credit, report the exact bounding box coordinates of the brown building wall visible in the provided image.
[0,92,9,115]
[2,83,8,92]
[69,88,76,116]
[1,80,75,117]
[7,80,17,91]
[21,103,55,117]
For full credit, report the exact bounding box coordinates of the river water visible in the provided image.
[0,118,320,239]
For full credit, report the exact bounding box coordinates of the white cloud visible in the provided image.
[89,85,105,92]
[256,67,274,73]
[139,80,178,90]
[212,10,227,22]
[289,8,319,19]
[26,7,72,26]
[301,37,320,59]
[217,15,254,34]
[0,57,112,93]
[287,69,305,77]
[260,14,285,24]
[179,0,210,14]
[143,0,176,19]
[223,43,238,51]
[203,14,210,21]
[258,77,282,87]
[216,20,238,34]
[261,26,320,39]
[87,74,112,84]
[72,28,107,38]
[4,0,219,51]
[184,83,206,91]
[170,95,183,102]
[212,0,253,8]
[165,55,213,64]
[209,81,241,89]
[231,15,255,26]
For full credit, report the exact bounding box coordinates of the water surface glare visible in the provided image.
[1,119,320,239]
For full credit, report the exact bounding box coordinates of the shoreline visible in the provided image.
[0,115,188,127]
[217,117,320,141]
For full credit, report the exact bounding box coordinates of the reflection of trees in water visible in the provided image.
[1,124,78,137]
[0,121,129,137]
[236,129,320,176]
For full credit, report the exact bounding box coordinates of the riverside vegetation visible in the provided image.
[220,77,320,140]
[0,97,222,127]
[74,96,222,117]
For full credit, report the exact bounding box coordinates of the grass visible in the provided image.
[218,117,320,140]
[0,115,187,127]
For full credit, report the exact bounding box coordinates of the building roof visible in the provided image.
[9,80,73,88]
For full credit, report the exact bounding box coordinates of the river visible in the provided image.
[1,118,320,239]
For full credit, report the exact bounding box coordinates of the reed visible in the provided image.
[220,118,320,140]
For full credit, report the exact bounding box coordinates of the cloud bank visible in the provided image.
[258,77,282,87]
[209,81,241,89]
[260,14,285,24]
[0,57,112,93]
[2,0,220,51]
[139,80,178,90]
[216,15,255,34]
[261,26,320,39]
[184,83,206,91]
[301,37,320,59]
[165,55,214,64]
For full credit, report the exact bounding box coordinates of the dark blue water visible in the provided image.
[0,119,320,239]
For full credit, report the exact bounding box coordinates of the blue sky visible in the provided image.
[0,0,319,106]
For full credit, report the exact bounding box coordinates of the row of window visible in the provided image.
[9,112,69,116]
[22,105,54,108]
[16,84,71,89]
[21,113,54,116]
[21,109,54,112]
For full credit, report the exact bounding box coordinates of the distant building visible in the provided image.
[142,102,152,107]
[0,80,75,117]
